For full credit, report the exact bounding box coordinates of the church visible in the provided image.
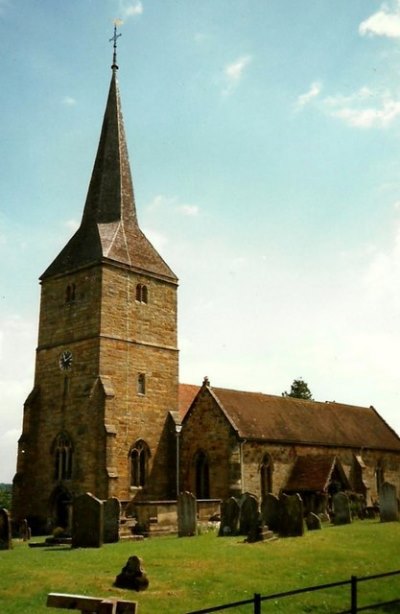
[12,42,400,534]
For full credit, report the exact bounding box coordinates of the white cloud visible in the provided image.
[146,194,200,217]
[177,204,199,217]
[64,219,79,232]
[119,0,143,19]
[322,87,400,128]
[360,1,400,38]
[296,81,322,108]
[222,55,252,95]
[61,96,77,107]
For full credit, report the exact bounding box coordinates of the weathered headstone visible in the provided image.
[261,493,281,533]
[0,508,12,550]
[218,497,240,536]
[114,555,149,591]
[239,493,259,536]
[279,493,304,537]
[306,512,322,531]
[379,482,399,523]
[332,492,352,525]
[103,497,121,543]
[19,518,31,541]
[72,492,103,548]
[178,491,197,537]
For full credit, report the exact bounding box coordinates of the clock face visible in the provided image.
[59,350,73,371]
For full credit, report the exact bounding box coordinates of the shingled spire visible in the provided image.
[42,51,176,282]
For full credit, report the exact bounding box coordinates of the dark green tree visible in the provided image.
[0,484,12,510]
[283,378,313,400]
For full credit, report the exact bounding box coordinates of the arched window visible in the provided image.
[260,453,273,496]
[376,460,385,494]
[65,283,76,304]
[136,283,148,304]
[137,373,146,395]
[194,450,210,499]
[53,433,73,481]
[130,440,150,488]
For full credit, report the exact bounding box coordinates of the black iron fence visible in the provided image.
[187,569,400,613]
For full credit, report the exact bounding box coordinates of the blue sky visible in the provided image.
[2,0,400,481]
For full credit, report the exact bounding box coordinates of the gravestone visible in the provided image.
[178,491,197,537]
[72,492,103,548]
[261,493,281,533]
[19,518,31,541]
[218,497,240,536]
[332,492,352,525]
[279,493,304,537]
[114,555,149,591]
[306,512,322,531]
[0,508,12,550]
[379,482,399,522]
[238,493,259,536]
[103,497,121,543]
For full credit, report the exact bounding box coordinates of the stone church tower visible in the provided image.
[12,53,179,532]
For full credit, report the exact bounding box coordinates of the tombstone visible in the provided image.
[332,492,352,525]
[379,482,399,523]
[72,492,103,548]
[238,493,259,536]
[0,508,12,550]
[18,519,31,541]
[114,555,149,591]
[306,512,322,531]
[103,497,121,543]
[218,497,240,536]
[178,491,197,537]
[261,493,281,533]
[279,493,304,537]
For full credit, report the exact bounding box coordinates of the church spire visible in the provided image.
[41,34,177,283]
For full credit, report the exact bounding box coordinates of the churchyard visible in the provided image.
[1,519,400,613]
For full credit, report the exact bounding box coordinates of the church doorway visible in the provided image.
[194,450,210,499]
[49,486,72,531]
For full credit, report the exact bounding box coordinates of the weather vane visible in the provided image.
[110,19,123,70]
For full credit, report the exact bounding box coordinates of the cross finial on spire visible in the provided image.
[110,19,123,71]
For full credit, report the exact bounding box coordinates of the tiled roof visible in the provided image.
[42,71,177,283]
[180,383,400,452]
[285,455,337,492]
[178,384,199,421]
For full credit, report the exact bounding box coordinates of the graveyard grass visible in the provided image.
[2,520,400,613]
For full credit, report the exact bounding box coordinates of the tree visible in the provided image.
[283,378,313,400]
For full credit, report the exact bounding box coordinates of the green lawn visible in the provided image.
[1,520,400,613]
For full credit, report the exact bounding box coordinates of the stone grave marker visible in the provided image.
[0,508,12,550]
[306,512,322,531]
[72,492,103,548]
[104,497,121,543]
[238,493,259,536]
[114,555,149,591]
[261,493,281,533]
[380,482,399,523]
[332,492,352,525]
[218,497,240,536]
[19,518,31,541]
[279,493,304,537]
[178,491,197,537]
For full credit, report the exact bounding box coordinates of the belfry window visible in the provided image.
[136,283,148,304]
[65,283,76,304]
[53,433,73,481]
[194,450,210,499]
[130,440,150,488]
[137,373,146,395]
[260,453,273,496]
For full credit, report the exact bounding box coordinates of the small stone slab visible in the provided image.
[380,482,399,523]
[178,491,197,537]
[306,512,322,531]
[332,492,352,525]
[0,508,12,550]
[47,592,137,612]
[218,497,240,536]
[72,493,103,548]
